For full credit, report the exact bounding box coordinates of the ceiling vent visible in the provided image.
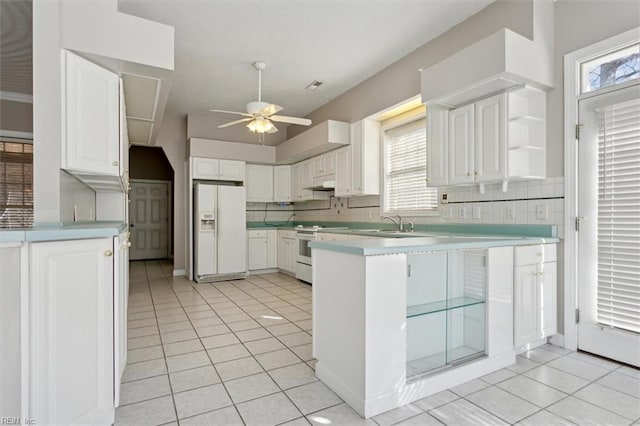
[305,80,323,91]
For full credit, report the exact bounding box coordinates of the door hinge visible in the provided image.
[407,264,411,278]
[575,216,581,231]
[575,308,580,324]
[575,123,583,140]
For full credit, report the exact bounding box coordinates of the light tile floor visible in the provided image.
[116,260,640,426]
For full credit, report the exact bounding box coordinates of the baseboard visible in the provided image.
[173,269,186,277]
[549,333,565,347]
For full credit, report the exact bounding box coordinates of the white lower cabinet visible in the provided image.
[114,232,130,407]
[513,244,557,349]
[29,238,115,425]
[247,229,277,271]
[277,230,296,274]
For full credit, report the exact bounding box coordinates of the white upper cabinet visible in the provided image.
[274,165,292,203]
[350,119,381,196]
[427,87,545,189]
[335,146,350,197]
[191,158,246,182]
[219,160,246,182]
[474,94,507,182]
[192,157,219,180]
[246,164,274,202]
[62,50,120,177]
[448,104,475,185]
[426,105,448,187]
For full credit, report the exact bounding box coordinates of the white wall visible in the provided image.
[32,0,173,224]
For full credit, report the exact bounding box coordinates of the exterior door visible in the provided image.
[577,85,640,366]
[130,180,169,260]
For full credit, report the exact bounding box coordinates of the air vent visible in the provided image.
[305,80,323,91]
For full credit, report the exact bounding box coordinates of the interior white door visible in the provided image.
[577,85,640,366]
[130,181,169,260]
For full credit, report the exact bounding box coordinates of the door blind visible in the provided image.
[384,118,438,213]
[597,97,640,333]
[0,140,33,228]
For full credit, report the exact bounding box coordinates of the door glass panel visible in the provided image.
[581,43,640,93]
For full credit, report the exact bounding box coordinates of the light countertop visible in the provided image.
[0,221,127,243]
[310,233,559,256]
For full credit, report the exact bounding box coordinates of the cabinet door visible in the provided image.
[324,151,337,175]
[267,230,278,268]
[219,160,246,182]
[335,147,351,197]
[277,235,286,270]
[514,264,539,347]
[426,104,449,186]
[274,166,292,202]
[541,261,557,338]
[248,237,268,270]
[114,233,129,407]
[30,239,115,425]
[312,156,325,178]
[192,157,219,180]
[302,160,314,189]
[246,164,274,202]
[448,104,475,184]
[283,238,294,273]
[475,94,507,182]
[63,51,120,176]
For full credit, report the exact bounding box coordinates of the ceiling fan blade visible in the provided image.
[210,109,253,117]
[270,115,312,126]
[218,117,253,128]
[261,103,284,116]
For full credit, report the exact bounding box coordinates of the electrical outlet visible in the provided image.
[441,192,448,204]
[536,204,548,220]
[458,206,466,219]
[368,209,372,219]
[506,205,516,220]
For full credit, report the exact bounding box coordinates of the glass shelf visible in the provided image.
[407,296,485,318]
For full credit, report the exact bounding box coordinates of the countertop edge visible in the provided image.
[0,222,127,243]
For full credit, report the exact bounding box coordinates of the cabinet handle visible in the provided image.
[112,161,119,167]
[467,172,471,176]
[105,250,113,257]
[475,171,480,176]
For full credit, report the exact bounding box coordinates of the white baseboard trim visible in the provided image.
[549,333,565,348]
[173,269,186,277]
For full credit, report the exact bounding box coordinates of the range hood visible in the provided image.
[305,180,335,191]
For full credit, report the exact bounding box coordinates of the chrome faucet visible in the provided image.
[383,215,404,231]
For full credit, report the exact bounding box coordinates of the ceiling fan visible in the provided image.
[210,61,312,135]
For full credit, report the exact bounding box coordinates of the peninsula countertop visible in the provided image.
[309,232,559,256]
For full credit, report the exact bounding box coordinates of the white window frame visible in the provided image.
[380,110,439,217]
[562,26,640,351]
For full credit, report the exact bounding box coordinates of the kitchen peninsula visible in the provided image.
[310,234,558,418]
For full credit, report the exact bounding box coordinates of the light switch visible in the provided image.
[506,205,516,220]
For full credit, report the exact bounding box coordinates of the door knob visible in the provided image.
[130,224,136,227]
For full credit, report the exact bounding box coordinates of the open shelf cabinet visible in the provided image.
[406,249,487,379]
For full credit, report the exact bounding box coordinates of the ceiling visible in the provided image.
[117,0,493,133]
[1,0,495,142]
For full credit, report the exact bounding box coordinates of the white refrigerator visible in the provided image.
[194,182,247,282]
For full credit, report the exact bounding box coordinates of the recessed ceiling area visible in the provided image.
[117,0,494,134]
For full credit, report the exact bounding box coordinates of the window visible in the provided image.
[596,96,640,333]
[383,117,438,214]
[581,43,639,93]
[0,139,33,228]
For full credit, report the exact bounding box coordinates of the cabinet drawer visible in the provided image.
[248,230,268,238]
[515,244,556,266]
[278,230,296,239]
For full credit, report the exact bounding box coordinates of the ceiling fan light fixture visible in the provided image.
[247,117,274,133]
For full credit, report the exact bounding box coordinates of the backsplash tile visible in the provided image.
[247,178,566,236]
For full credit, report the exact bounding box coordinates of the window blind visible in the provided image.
[0,140,33,228]
[383,118,438,213]
[597,97,640,333]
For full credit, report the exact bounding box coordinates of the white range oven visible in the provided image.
[295,227,318,284]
